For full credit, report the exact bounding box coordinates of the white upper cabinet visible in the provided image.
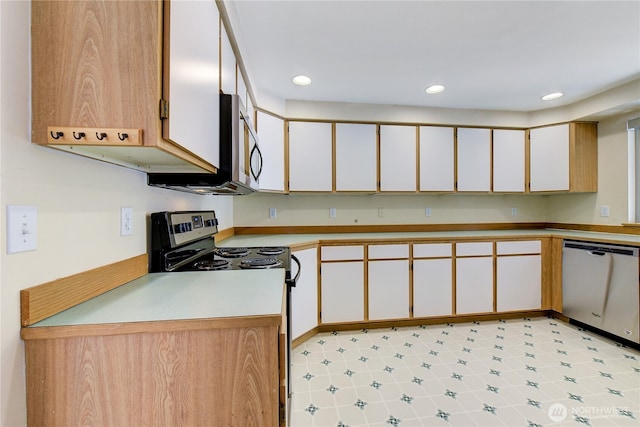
[256,111,285,192]
[288,121,333,191]
[529,123,570,192]
[167,0,220,168]
[456,127,491,192]
[335,123,377,192]
[419,126,455,192]
[379,125,417,191]
[493,129,526,192]
[220,21,236,95]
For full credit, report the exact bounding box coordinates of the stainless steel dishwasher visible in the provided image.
[562,240,640,344]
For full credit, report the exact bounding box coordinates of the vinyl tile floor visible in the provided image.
[290,317,640,426]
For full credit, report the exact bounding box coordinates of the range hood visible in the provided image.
[147,94,262,195]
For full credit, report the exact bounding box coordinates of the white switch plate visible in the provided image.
[378,207,384,217]
[121,207,133,236]
[600,205,610,217]
[269,207,277,218]
[7,205,37,253]
[511,207,518,216]
[425,207,432,217]
[329,207,336,218]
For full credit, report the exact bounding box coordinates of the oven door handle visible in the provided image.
[289,254,301,287]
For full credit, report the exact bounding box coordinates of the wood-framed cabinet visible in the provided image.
[317,238,545,327]
[256,111,286,192]
[287,121,333,192]
[31,0,221,173]
[529,122,598,192]
[335,123,378,192]
[379,125,418,192]
[419,126,455,192]
[456,128,492,192]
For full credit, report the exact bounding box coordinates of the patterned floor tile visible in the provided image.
[290,317,640,426]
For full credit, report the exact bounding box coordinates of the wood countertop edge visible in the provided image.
[21,313,282,340]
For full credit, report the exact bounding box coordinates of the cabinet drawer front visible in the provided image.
[455,242,493,256]
[496,240,541,255]
[368,244,409,259]
[321,245,364,261]
[413,243,452,258]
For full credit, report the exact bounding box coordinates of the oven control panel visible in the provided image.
[169,211,218,246]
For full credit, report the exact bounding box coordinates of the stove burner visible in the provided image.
[257,247,285,256]
[193,259,230,270]
[214,247,250,258]
[239,257,283,269]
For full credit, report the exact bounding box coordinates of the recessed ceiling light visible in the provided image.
[292,75,312,86]
[541,92,564,101]
[425,84,445,94]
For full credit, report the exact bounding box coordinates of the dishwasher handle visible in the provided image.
[588,250,606,256]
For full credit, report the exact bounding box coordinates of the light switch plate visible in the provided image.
[329,207,337,218]
[7,205,37,253]
[600,205,610,217]
[269,207,277,218]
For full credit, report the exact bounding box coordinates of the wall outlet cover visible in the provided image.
[121,207,133,236]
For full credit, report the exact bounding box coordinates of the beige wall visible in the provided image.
[0,3,233,425]
[546,112,637,225]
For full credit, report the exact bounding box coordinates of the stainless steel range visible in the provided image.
[149,210,300,407]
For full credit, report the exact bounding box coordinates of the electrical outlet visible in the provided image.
[7,205,37,253]
[329,207,337,218]
[600,205,610,217]
[511,207,518,216]
[425,207,432,217]
[121,207,133,236]
[269,207,277,218]
[378,207,384,217]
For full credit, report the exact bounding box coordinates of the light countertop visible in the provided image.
[218,229,640,247]
[30,269,285,328]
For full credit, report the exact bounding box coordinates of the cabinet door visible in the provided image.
[530,124,569,191]
[256,111,285,192]
[368,260,410,320]
[220,22,236,95]
[288,121,333,191]
[291,248,318,339]
[335,123,377,191]
[166,0,220,168]
[457,128,491,192]
[321,262,364,323]
[497,255,541,312]
[413,258,453,317]
[493,129,525,192]
[380,125,417,191]
[456,257,494,314]
[419,126,455,191]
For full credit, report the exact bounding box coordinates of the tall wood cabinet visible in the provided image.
[31,0,219,173]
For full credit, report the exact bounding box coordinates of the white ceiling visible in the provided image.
[223,0,640,113]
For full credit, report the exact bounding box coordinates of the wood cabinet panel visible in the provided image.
[25,325,280,426]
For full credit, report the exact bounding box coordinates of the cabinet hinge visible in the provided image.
[279,403,285,424]
[160,99,169,120]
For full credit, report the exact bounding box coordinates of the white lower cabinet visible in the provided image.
[456,255,494,314]
[368,259,410,320]
[291,248,318,339]
[496,241,542,312]
[320,261,364,323]
[413,258,453,317]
